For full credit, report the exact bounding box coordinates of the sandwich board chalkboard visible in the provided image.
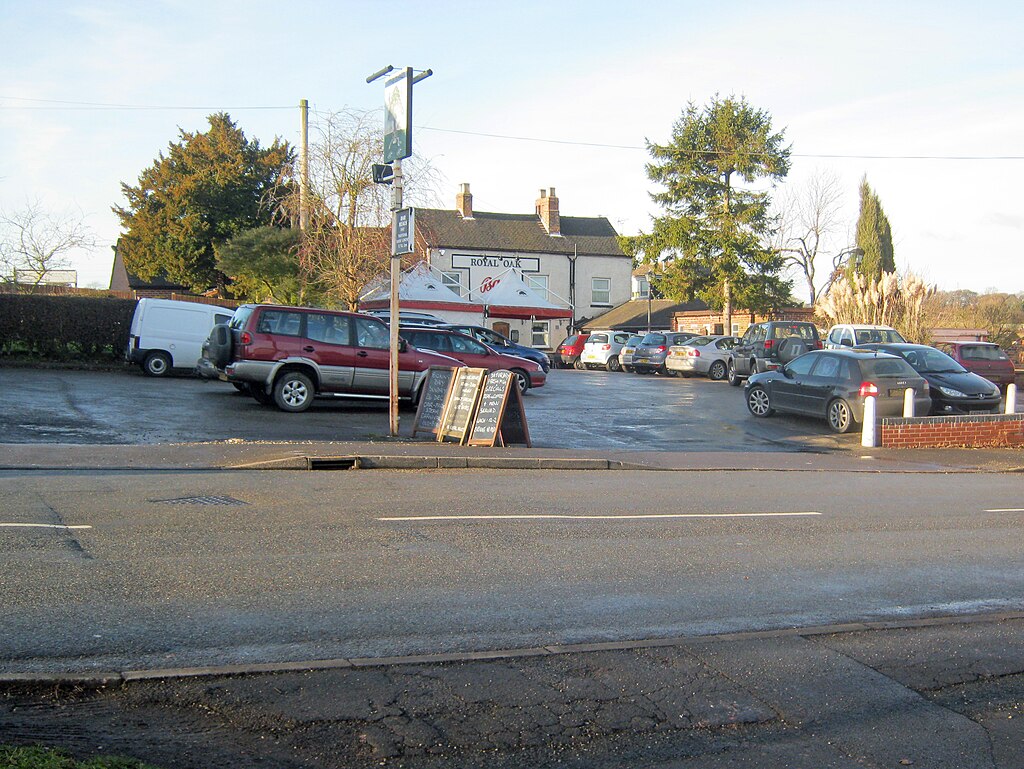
[467,369,532,447]
[411,366,457,438]
[437,367,487,444]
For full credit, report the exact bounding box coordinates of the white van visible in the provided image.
[126,298,235,376]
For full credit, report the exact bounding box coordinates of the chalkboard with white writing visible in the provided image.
[467,370,513,446]
[437,368,487,443]
[411,366,456,437]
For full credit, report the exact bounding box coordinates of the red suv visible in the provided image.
[207,305,461,412]
[933,341,1016,390]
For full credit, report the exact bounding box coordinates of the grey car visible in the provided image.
[632,331,698,374]
[744,348,931,433]
[619,334,646,373]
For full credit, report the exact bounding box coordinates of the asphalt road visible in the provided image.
[0,366,854,451]
[2,467,1022,674]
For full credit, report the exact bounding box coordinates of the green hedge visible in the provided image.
[0,294,137,361]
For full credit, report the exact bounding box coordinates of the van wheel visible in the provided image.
[273,371,314,412]
[606,356,621,372]
[142,351,171,377]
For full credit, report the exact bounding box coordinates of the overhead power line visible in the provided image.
[0,95,293,110]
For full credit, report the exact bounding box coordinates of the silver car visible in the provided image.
[619,334,646,373]
[666,335,739,380]
[579,330,632,372]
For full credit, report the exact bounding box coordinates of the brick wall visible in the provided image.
[880,413,1024,448]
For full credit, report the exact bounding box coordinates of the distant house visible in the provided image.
[108,241,192,298]
[582,298,709,334]
[412,184,632,348]
[12,269,78,288]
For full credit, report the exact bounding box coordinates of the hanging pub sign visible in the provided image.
[383,67,413,163]
[411,366,457,438]
[466,369,532,447]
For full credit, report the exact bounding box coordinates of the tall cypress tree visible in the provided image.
[855,177,895,279]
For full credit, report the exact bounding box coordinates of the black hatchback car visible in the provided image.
[857,343,1003,414]
[744,349,931,433]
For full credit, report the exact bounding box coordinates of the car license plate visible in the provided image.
[888,388,910,397]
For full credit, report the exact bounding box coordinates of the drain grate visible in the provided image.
[153,495,248,506]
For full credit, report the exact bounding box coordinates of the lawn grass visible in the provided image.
[0,745,161,769]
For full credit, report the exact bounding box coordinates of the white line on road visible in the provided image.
[985,508,1024,513]
[0,523,92,530]
[379,512,822,522]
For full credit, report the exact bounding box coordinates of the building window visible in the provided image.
[592,277,611,305]
[527,274,549,301]
[532,321,550,348]
[441,270,467,297]
[634,276,649,299]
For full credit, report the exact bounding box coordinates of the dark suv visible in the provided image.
[205,305,460,412]
[727,321,822,386]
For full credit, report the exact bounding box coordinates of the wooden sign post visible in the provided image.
[411,366,457,438]
[437,367,487,444]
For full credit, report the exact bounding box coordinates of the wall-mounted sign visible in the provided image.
[451,254,540,272]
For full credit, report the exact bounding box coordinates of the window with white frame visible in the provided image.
[526,274,549,301]
[634,275,650,298]
[592,277,611,305]
[440,270,467,297]
[532,321,550,348]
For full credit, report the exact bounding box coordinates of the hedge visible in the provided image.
[0,294,137,360]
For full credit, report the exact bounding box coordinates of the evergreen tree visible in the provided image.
[114,113,293,292]
[854,176,895,279]
[216,226,315,305]
[622,95,793,312]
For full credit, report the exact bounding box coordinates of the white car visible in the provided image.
[579,330,632,372]
[666,335,739,380]
[824,324,906,349]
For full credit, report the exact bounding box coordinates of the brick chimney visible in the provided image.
[535,187,560,236]
[456,183,474,219]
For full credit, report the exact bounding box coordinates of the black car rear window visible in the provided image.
[860,357,918,378]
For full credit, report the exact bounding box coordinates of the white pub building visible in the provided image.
[397,184,632,349]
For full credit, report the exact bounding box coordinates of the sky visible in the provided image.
[2,0,1022,296]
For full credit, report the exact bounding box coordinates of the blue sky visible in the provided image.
[2,0,1022,294]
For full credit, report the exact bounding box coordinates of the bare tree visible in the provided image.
[1,200,96,291]
[275,107,441,310]
[775,169,844,305]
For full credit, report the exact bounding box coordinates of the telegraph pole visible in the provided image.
[299,99,309,231]
[368,65,432,437]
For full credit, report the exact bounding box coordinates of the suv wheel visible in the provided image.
[206,324,233,368]
[606,356,621,372]
[273,371,315,412]
[247,383,273,405]
[746,385,775,418]
[727,361,742,387]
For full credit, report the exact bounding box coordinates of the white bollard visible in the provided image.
[903,387,915,418]
[862,395,878,447]
[1007,383,1018,414]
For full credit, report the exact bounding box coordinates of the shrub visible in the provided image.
[0,295,137,361]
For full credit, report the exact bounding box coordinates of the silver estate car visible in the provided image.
[666,335,739,380]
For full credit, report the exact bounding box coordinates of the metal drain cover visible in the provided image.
[153,495,248,506]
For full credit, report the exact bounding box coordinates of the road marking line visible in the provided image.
[985,508,1024,513]
[0,523,92,530]
[378,512,821,522]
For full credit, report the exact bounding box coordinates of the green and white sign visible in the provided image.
[383,67,412,163]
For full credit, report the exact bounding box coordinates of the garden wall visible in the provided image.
[880,413,1024,448]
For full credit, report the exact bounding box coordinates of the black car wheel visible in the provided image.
[827,398,855,434]
[746,385,775,418]
[573,358,586,370]
[142,351,171,377]
[273,371,315,413]
[708,360,727,381]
